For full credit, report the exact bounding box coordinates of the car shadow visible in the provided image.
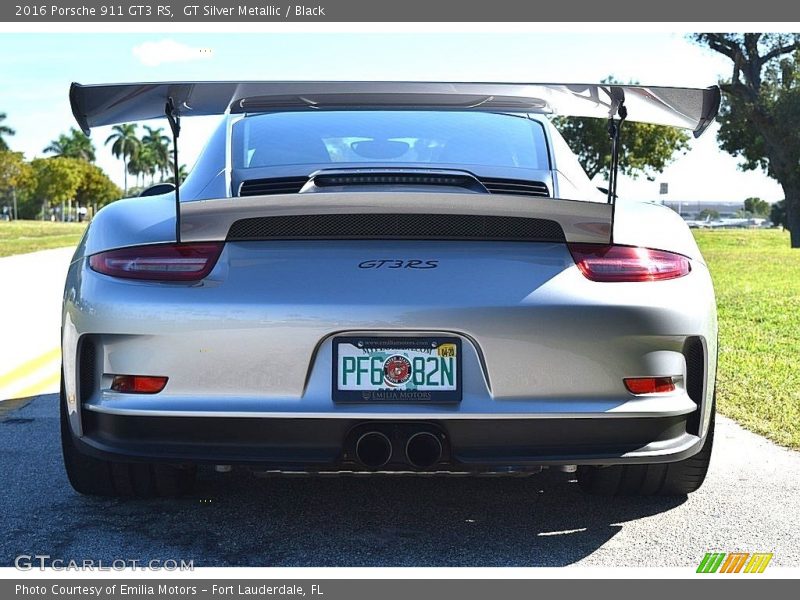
[2,394,686,567]
[65,468,686,567]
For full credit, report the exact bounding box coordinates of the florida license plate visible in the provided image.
[332,336,462,403]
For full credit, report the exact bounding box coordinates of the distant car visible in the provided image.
[61,81,720,497]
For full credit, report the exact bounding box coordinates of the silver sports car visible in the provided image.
[61,81,720,497]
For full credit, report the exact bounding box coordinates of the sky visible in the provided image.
[0,32,786,203]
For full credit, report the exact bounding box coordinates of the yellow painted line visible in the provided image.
[11,370,61,400]
[0,347,61,388]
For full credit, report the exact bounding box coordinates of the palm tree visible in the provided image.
[43,128,96,162]
[166,163,189,185]
[141,126,171,182]
[128,145,158,188]
[0,112,15,151]
[105,124,140,195]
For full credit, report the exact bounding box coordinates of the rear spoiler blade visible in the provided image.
[70,81,720,138]
[179,192,613,245]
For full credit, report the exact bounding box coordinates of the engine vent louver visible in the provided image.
[238,175,550,198]
[312,172,485,192]
[239,177,308,196]
[478,177,550,197]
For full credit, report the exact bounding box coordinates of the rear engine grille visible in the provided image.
[478,177,550,197]
[239,177,308,196]
[227,213,565,242]
[78,336,96,404]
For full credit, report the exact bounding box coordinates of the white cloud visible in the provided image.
[132,39,213,67]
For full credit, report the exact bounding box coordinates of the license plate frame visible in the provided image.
[332,336,462,403]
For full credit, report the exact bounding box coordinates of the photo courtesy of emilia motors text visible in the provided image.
[1,0,799,597]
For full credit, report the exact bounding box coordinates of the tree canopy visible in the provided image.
[43,128,96,162]
[743,197,770,217]
[693,33,800,246]
[0,113,15,151]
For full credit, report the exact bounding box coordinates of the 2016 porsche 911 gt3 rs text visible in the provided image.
[61,81,720,497]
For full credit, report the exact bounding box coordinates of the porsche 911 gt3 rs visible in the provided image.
[60,81,720,497]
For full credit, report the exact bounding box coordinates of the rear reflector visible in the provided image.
[89,243,223,281]
[111,375,168,394]
[568,244,691,282]
[624,377,676,394]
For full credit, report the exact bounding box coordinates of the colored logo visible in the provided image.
[384,355,412,386]
[697,552,773,573]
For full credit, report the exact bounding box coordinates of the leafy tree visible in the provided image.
[698,208,720,220]
[552,77,690,181]
[771,199,788,229]
[105,123,140,195]
[30,157,83,217]
[75,161,122,210]
[43,128,96,162]
[0,151,35,218]
[693,33,800,246]
[0,113,15,151]
[743,197,770,216]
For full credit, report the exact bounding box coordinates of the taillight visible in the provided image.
[89,243,223,281]
[624,377,676,394]
[568,244,691,282]
[111,375,168,394]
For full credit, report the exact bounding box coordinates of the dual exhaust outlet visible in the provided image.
[355,430,443,469]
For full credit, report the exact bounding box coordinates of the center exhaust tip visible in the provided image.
[405,431,443,469]
[355,432,392,468]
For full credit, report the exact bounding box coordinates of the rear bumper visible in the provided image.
[75,409,704,470]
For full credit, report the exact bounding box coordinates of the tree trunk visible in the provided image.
[786,195,800,248]
[123,157,128,195]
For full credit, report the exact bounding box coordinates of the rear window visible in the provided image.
[232,111,550,171]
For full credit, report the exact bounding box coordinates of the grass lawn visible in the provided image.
[694,229,800,449]
[0,220,86,258]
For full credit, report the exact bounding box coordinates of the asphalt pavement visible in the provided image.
[0,247,74,400]
[1,392,799,568]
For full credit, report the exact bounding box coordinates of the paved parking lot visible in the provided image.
[2,392,799,568]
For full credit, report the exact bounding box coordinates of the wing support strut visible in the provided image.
[165,98,181,242]
[607,94,627,245]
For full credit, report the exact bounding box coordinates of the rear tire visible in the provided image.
[60,374,196,498]
[577,401,715,497]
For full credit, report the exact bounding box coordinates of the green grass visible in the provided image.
[0,220,87,258]
[693,229,800,448]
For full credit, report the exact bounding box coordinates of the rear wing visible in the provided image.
[70,81,720,244]
[70,81,720,137]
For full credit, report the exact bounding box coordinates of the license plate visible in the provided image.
[332,336,462,403]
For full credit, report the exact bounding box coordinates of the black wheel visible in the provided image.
[577,401,715,497]
[60,374,196,498]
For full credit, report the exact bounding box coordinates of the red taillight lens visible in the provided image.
[111,375,168,394]
[624,377,675,394]
[89,243,223,281]
[568,244,691,282]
